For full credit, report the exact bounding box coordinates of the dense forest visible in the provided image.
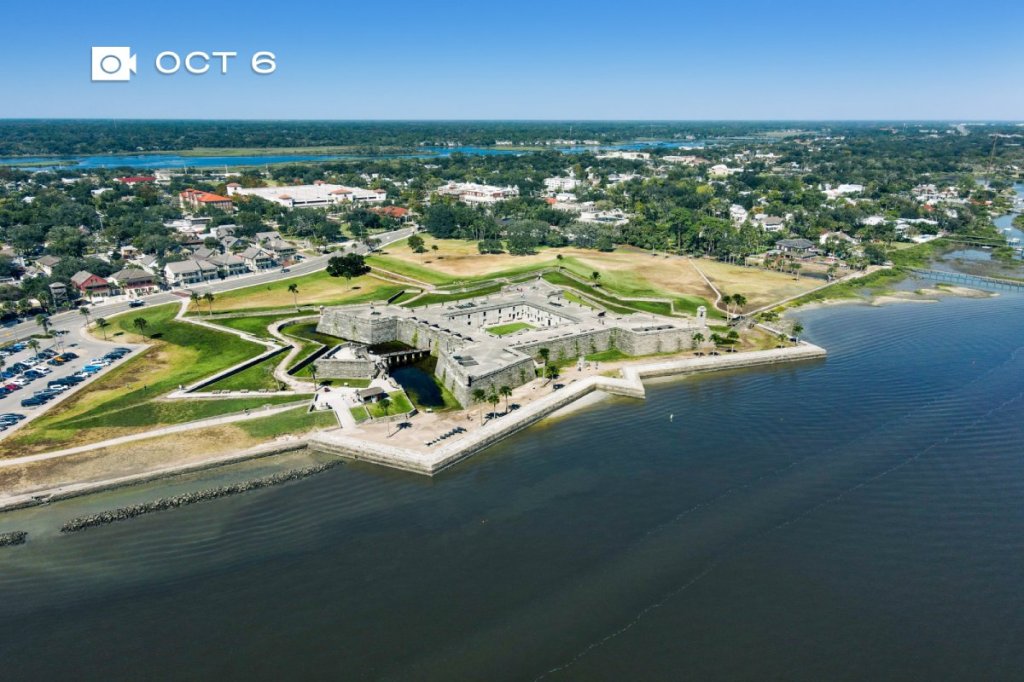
[0,120,997,157]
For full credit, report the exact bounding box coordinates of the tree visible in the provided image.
[499,385,512,413]
[95,317,109,340]
[545,364,560,381]
[288,283,299,310]
[721,293,734,315]
[408,234,425,252]
[378,395,392,435]
[487,389,500,417]
[79,305,90,328]
[538,347,550,377]
[472,388,487,424]
[35,314,50,336]
[732,293,747,313]
[203,292,215,315]
[133,317,149,337]
[326,253,370,283]
[792,323,804,337]
[27,339,40,354]
[591,271,601,285]
[190,291,200,311]
[691,332,704,350]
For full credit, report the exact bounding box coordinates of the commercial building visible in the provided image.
[434,182,519,205]
[179,189,233,211]
[226,181,386,208]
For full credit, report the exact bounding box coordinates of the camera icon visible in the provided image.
[91,47,137,81]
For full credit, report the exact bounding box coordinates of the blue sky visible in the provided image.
[2,0,1022,120]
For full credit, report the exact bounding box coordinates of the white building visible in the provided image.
[543,176,580,193]
[578,209,629,227]
[708,164,743,178]
[227,181,386,208]
[824,183,865,199]
[729,204,749,225]
[596,151,650,161]
[434,182,519,205]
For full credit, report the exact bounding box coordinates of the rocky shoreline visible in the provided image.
[60,461,343,533]
[0,530,28,546]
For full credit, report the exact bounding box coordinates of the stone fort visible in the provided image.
[315,279,707,408]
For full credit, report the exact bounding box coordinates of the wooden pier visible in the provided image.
[909,268,1024,291]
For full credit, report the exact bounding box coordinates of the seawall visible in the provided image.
[309,343,826,475]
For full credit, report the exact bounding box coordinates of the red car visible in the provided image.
[5,383,21,391]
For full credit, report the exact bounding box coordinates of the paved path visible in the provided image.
[0,400,309,469]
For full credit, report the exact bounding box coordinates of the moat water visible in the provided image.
[1,283,1023,680]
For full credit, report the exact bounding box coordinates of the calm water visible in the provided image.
[1,289,1023,680]
[0,140,706,170]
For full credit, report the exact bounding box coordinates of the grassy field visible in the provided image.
[487,322,535,336]
[191,271,408,313]
[236,406,337,438]
[375,238,730,316]
[696,259,821,310]
[279,321,342,376]
[0,303,287,456]
[366,392,414,418]
[205,313,304,339]
[199,355,282,392]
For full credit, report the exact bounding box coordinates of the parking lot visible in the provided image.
[0,330,139,437]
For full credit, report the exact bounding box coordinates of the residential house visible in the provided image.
[729,204,749,225]
[164,259,220,286]
[756,215,786,233]
[776,238,816,255]
[109,268,159,296]
[264,239,296,262]
[208,253,249,277]
[241,246,275,271]
[35,255,62,276]
[70,270,110,298]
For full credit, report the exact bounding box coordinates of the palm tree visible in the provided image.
[27,339,40,354]
[538,347,550,377]
[95,317,109,340]
[487,389,500,417]
[203,292,215,316]
[189,291,200,312]
[288,283,299,310]
[792,323,804,337]
[691,332,705,350]
[499,385,512,413]
[79,305,91,329]
[590,271,601,286]
[378,395,392,435]
[472,388,487,424]
[732,293,747,314]
[35,314,51,336]
[133,317,149,337]
[721,293,734,315]
[545,365,560,381]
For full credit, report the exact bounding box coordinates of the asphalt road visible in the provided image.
[0,226,415,437]
[0,226,416,346]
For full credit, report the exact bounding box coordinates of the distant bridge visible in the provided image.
[909,268,1024,291]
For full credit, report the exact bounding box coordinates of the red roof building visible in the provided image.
[116,176,156,185]
[179,188,233,211]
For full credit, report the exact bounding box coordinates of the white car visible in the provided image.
[31,366,52,375]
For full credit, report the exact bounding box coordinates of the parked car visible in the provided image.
[20,396,48,407]
[61,352,79,360]
[0,413,26,422]
[4,383,21,391]
[128,299,146,308]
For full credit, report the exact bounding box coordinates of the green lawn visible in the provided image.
[199,354,283,392]
[487,322,535,336]
[365,391,413,418]
[279,321,343,376]
[200,270,408,313]
[403,282,505,308]
[236,406,338,438]
[0,303,281,456]
[205,313,303,339]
